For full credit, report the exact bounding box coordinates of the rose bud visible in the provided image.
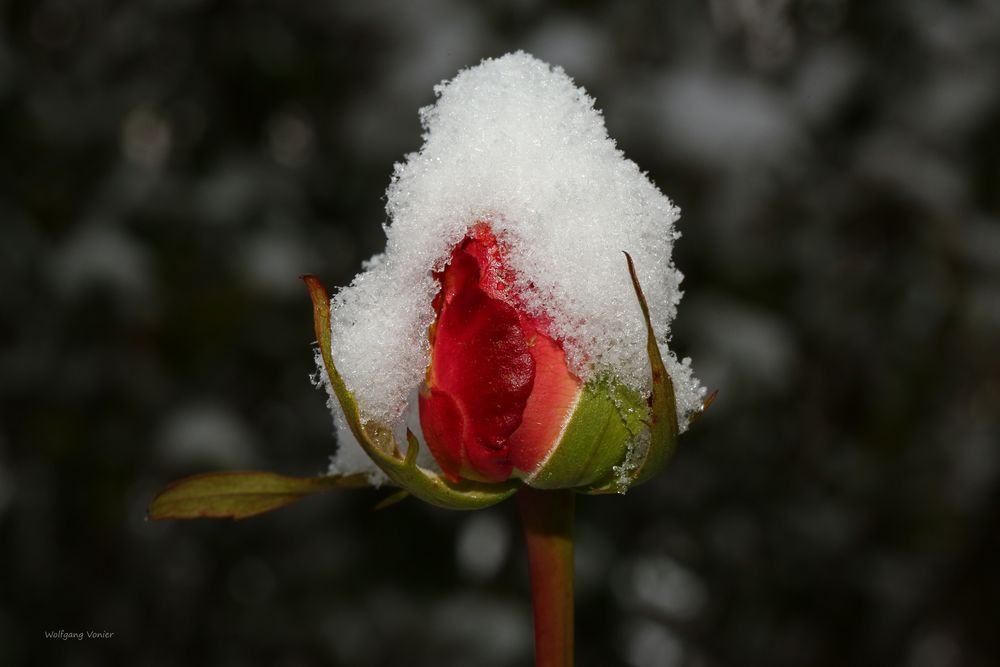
[312,52,706,508]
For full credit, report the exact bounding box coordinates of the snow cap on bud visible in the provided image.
[317,51,705,504]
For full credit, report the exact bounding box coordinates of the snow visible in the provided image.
[324,51,704,481]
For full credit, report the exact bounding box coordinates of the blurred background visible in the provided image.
[2,0,999,665]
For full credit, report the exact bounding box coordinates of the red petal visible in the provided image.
[417,386,464,481]
[464,223,517,302]
[507,324,581,473]
[420,244,534,482]
[463,225,582,472]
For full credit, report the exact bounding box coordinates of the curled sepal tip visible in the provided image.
[688,389,718,426]
[372,490,410,512]
[304,275,519,510]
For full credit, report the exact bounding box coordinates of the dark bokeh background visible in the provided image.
[2,1,999,665]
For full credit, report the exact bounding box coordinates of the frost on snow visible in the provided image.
[324,51,705,482]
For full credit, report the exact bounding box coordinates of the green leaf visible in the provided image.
[148,471,367,520]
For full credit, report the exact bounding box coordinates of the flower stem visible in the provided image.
[517,487,575,667]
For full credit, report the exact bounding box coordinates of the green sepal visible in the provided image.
[623,252,679,486]
[526,377,645,490]
[304,275,519,510]
[147,470,368,520]
[579,254,680,495]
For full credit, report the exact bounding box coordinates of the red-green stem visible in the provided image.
[518,488,575,667]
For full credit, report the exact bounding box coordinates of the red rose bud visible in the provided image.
[305,225,680,508]
[419,224,653,491]
[301,53,701,510]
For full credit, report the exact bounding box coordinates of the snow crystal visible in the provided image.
[325,51,704,477]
